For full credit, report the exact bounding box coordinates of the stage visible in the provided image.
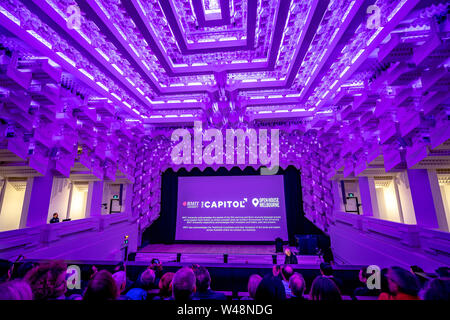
[135,244,322,265]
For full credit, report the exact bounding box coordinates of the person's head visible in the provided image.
[193,266,211,293]
[310,276,342,301]
[435,267,450,278]
[247,274,262,299]
[284,248,291,256]
[423,278,450,300]
[83,270,118,301]
[320,262,333,276]
[159,272,175,298]
[254,274,286,302]
[410,266,424,274]
[140,269,156,290]
[172,267,196,301]
[80,265,97,282]
[359,266,370,283]
[289,273,306,298]
[12,262,38,280]
[387,266,420,297]
[0,259,13,282]
[53,213,58,218]
[112,271,127,294]
[281,265,294,281]
[0,280,33,300]
[24,261,67,300]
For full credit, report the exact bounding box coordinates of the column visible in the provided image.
[407,169,446,230]
[124,184,134,217]
[358,177,380,218]
[24,173,53,227]
[86,181,103,217]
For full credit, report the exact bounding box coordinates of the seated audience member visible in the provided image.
[49,213,60,224]
[12,262,38,280]
[379,267,420,300]
[172,267,197,301]
[422,278,450,301]
[126,269,156,300]
[310,276,342,301]
[254,274,286,302]
[155,272,175,300]
[319,262,343,291]
[0,280,33,300]
[410,265,428,289]
[83,270,119,301]
[112,271,130,300]
[25,261,67,300]
[353,266,380,297]
[193,266,226,300]
[284,248,298,265]
[289,273,307,301]
[0,259,13,283]
[281,265,294,297]
[149,259,164,286]
[241,274,262,300]
[435,267,450,278]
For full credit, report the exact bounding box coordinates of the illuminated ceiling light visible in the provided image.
[96,48,110,62]
[77,30,91,44]
[79,68,94,81]
[330,80,339,89]
[339,66,350,78]
[150,115,163,118]
[261,78,277,82]
[169,83,185,87]
[268,95,283,99]
[367,27,384,46]
[96,82,109,92]
[165,115,178,118]
[129,44,140,57]
[95,0,111,18]
[258,111,272,114]
[180,114,194,117]
[123,101,133,109]
[136,88,145,95]
[341,0,356,22]
[329,28,340,43]
[112,64,124,75]
[219,36,238,41]
[286,93,301,98]
[242,79,257,83]
[387,0,408,22]
[250,96,265,100]
[183,99,197,103]
[0,5,20,25]
[111,93,122,101]
[275,110,289,113]
[126,77,135,86]
[351,49,365,64]
[56,52,76,67]
[231,60,249,64]
[141,60,150,70]
[292,108,306,112]
[321,90,330,99]
[252,58,267,63]
[113,23,127,41]
[198,38,216,43]
[27,30,52,49]
[187,82,202,86]
[167,100,181,103]
[192,62,208,67]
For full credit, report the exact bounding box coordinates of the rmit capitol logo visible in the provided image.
[170,121,279,173]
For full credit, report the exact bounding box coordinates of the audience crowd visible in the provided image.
[0,256,448,301]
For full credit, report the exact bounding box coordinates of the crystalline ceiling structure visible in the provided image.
[0,0,449,265]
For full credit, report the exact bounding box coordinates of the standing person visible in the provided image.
[49,213,60,224]
[284,248,298,264]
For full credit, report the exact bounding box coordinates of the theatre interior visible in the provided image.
[0,0,449,300]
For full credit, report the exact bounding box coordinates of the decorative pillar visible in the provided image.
[25,173,53,227]
[358,176,380,218]
[86,181,103,217]
[407,169,446,230]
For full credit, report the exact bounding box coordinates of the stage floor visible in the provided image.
[136,244,322,265]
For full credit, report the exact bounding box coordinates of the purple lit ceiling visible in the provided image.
[0,0,448,127]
